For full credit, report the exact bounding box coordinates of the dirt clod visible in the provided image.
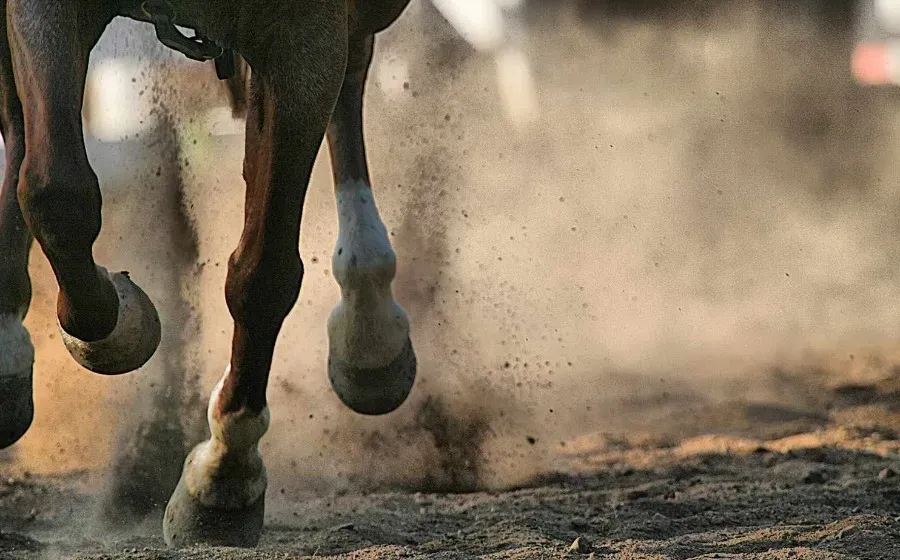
[802,469,827,484]
[568,536,592,554]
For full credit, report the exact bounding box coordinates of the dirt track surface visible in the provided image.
[4,1,900,559]
[2,370,899,560]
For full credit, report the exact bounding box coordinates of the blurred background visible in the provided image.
[2,0,900,518]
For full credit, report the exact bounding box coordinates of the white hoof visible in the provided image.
[328,182,417,415]
[0,315,34,448]
[328,334,416,415]
[59,268,161,375]
[327,301,416,416]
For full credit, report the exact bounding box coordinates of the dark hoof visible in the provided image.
[328,337,416,415]
[0,317,34,449]
[163,475,264,548]
[0,368,33,450]
[60,271,161,375]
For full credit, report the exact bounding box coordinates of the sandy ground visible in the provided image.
[1,368,899,559]
[2,1,900,559]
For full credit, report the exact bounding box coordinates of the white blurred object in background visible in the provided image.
[430,0,538,127]
[493,43,539,128]
[381,0,538,128]
[83,19,242,144]
[429,0,507,50]
[83,57,243,143]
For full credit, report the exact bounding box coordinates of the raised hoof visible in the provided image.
[60,271,161,375]
[328,337,416,415]
[163,470,264,548]
[0,317,34,449]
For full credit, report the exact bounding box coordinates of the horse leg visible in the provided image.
[326,32,416,415]
[0,1,34,449]
[8,1,160,376]
[163,9,347,548]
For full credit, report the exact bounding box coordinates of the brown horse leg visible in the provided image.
[163,8,347,548]
[0,1,34,449]
[326,33,416,415]
[8,1,160,375]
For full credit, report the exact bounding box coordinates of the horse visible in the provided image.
[0,0,417,548]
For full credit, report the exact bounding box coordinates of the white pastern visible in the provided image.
[183,370,269,509]
[205,373,270,450]
[0,315,34,378]
[328,180,409,369]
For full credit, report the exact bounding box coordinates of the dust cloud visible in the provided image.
[4,0,900,521]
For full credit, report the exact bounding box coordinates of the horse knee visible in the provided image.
[15,158,120,341]
[17,160,101,252]
[225,249,304,331]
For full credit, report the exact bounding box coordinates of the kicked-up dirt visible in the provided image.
[2,1,900,559]
[1,365,898,559]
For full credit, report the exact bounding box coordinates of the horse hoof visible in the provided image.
[163,473,264,548]
[328,336,416,415]
[163,441,266,548]
[0,316,34,449]
[59,270,161,375]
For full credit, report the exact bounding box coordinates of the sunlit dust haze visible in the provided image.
[4,0,900,521]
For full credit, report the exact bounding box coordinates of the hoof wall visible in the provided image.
[328,337,416,415]
[60,271,161,375]
[163,476,264,548]
[0,368,33,450]
[0,317,34,449]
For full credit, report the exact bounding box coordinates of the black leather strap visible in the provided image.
[141,0,225,65]
[215,49,236,80]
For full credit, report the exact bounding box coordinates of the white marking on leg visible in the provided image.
[205,373,270,450]
[183,369,269,509]
[0,314,33,379]
[328,180,409,369]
